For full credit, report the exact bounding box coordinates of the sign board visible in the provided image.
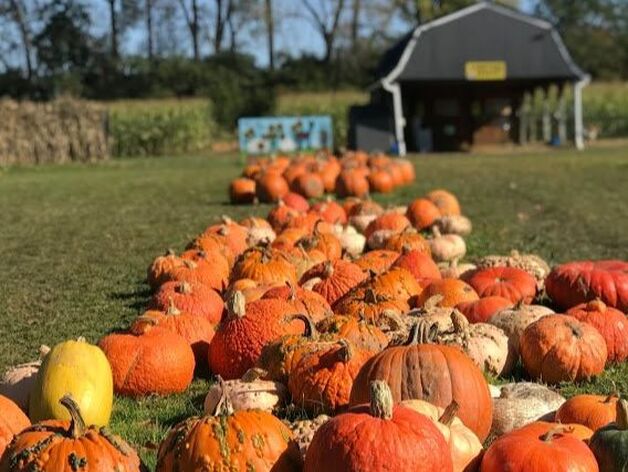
[465,61,507,81]
[238,116,333,154]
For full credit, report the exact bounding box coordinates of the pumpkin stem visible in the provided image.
[241,367,268,382]
[509,249,520,258]
[513,299,526,310]
[540,426,569,442]
[38,344,51,359]
[439,401,460,426]
[322,260,334,279]
[449,258,459,269]
[616,399,628,430]
[182,259,196,270]
[604,391,619,404]
[406,322,438,345]
[226,291,247,319]
[369,380,393,420]
[212,376,235,417]
[175,281,192,295]
[165,248,176,256]
[364,288,379,304]
[431,226,442,238]
[60,394,87,438]
[336,339,353,362]
[450,310,469,333]
[289,313,318,338]
[424,294,444,311]
[166,298,181,316]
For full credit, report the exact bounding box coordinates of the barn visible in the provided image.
[349,2,589,155]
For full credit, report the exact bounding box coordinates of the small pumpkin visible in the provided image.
[150,280,224,325]
[429,227,467,262]
[267,200,301,231]
[475,250,550,291]
[555,393,619,431]
[157,379,300,471]
[229,177,257,204]
[316,314,389,352]
[520,315,607,384]
[416,278,479,308]
[256,171,290,203]
[304,380,454,471]
[367,169,394,193]
[406,197,441,230]
[354,249,400,275]
[0,345,49,412]
[1,395,142,472]
[364,212,411,239]
[166,250,230,293]
[30,338,113,426]
[426,189,461,216]
[296,223,342,261]
[392,248,442,287]
[201,216,249,258]
[282,192,310,212]
[311,198,347,224]
[383,230,432,254]
[0,395,30,458]
[231,245,298,287]
[335,170,369,198]
[589,399,628,472]
[465,266,537,304]
[244,220,277,247]
[331,224,366,256]
[262,283,333,323]
[300,259,367,305]
[333,287,410,324]
[435,215,472,236]
[456,296,513,324]
[293,172,325,199]
[147,249,183,289]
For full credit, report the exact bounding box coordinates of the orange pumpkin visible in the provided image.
[316,315,389,352]
[416,278,479,308]
[262,283,333,323]
[333,287,410,324]
[150,280,224,324]
[392,248,441,287]
[456,296,513,324]
[167,249,230,293]
[383,231,432,254]
[282,191,310,212]
[335,170,369,198]
[272,227,309,251]
[368,267,423,301]
[465,266,537,304]
[555,394,619,431]
[0,395,30,458]
[147,249,184,290]
[231,246,298,286]
[300,259,367,305]
[354,249,400,275]
[364,212,411,239]
[201,217,249,258]
[310,199,347,224]
[189,232,236,267]
[296,224,342,261]
[367,170,394,193]
[293,172,325,199]
[407,198,441,230]
[267,201,301,231]
[426,189,461,216]
[229,177,256,204]
[256,172,289,203]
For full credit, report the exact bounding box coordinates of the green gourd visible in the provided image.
[589,399,628,472]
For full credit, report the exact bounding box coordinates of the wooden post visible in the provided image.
[527,91,537,143]
[542,88,551,143]
[517,94,527,145]
[556,84,567,144]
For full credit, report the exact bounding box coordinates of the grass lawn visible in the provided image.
[1,146,627,467]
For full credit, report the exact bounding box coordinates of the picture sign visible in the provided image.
[465,61,507,81]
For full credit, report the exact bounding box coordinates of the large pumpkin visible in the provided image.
[545,260,628,311]
[99,324,194,396]
[350,322,493,441]
[392,249,441,287]
[150,280,224,324]
[589,399,628,472]
[231,246,298,287]
[0,395,30,458]
[1,395,142,471]
[566,299,628,364]
[30,338,113,427]
[304,381,453,472]
[209,291,306,380]
[464,266,537,304]
[256,172,290,203]
[157,380,300,471]
[480,422,599,472]
[555,394,619,431]
[520,315,607,384]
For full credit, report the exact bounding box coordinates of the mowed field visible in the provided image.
[1,146,627,467]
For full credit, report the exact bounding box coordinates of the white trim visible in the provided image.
[550,29,587,79]
[574,76,590,150]
[382,80,407,156]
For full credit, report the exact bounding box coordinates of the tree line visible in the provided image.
[0,0,625,104]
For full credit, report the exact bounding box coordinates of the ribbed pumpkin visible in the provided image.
[480,422,599,472]
[426,189,461,216]
[350,322,493,441]
[316,315,389,352]
[300,259,367,305]
[416,278,479,308]
[383,231,432,254]
[261,283,333,323]
[401,400,482,472]
[0,395,30,458]
[364,212,411,239]
[231,246,298,286]
[209,291,306,380]
[99,324,194,396]
[150,280,224,324]
[229,177,257,204]
[465,266,537,304]
[333,287,410,324]
[566,299,628,363]
[202,217,249,258]
[555,394,619,431]
[156,380,300,472]
[256,172,290,203]
[520,315,607,384]
[311,199,347,224]
[1,395,142,472]
[131,304,215,370]
[165,249,230,292]
[456,296,513,324]
[589,399,628,472]
[289,340,374,415]
[392,248,441,287]
[406,197,441,230]
[189,232,236,267]
[354,249,400,275]
[147,249,183,289]
[304,380,453,472]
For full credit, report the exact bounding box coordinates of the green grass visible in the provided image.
[1,146,627,467]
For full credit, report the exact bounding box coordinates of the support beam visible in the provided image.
[542,88,551,143]
[556,85,567,144]
[573,76,590,150]
[382,80,407,156]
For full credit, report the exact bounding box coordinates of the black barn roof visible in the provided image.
[375,2,585,85]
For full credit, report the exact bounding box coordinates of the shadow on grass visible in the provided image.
[109,283,152,313]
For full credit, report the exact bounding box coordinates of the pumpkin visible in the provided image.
[392,248,441,287]
[226,278,280,304]
[311,199,347,224]
[0,395,30,458]
[289,340,374,415]
[426,189,461,216]
[209,291,306,380]
[430,227,467,262]
[229,177,257,204]
[288,415,330,462]
[256,172,290,203]
[167,249,230,292]
[366,266,423,302]
[401,400,482,472]
[475,250,550,291]
[354,249,400,275]
[545,260,628,311]
[520,315,607,384]
[300,259,367,305]
[189,232,236,267]
[416,278,479,308]
[30,338,113,427]
[150,280,224,324]
[147,249,183,289]
[589,399,628,472]
[296,223,342,261]
[316,315,389,352]
[304,380,454,472]
[465,266,537,304]
[439,259,477,279]
[262,283,333,323]
[131,304,215,370]
[367,169,394,193]
[490,382,566,439]
[267,201,301,231]
[157,380,300,472]
[350,322,493,441]
[202,216,249,258]
[231,246,298,287]
[293,172,325,199]
[488,302,554,359]
[317,160,342,193]
[285,245,327,279]
[341,196,362,216]
[283,192,310,212]
[456,296,513,324]
[203,368,288,414]
[480,422,599,472]
[0,345,49,412]
[406,197,441,230]
[383,230,432,254]
[397,159,416,183]
[335,170,369,198]
[286,212,334,234]
[242,220,277,247]
[364,212,411,239]
[435,215,472,236]
[240,216,273,230]
[347,199,383,218]
[330,224,366,256]
[100,324,194,397]
[1,395,142,472]
[566,299,628,363]
[555,394,619,431]
[272,227,309,251]
[333,287,410,324]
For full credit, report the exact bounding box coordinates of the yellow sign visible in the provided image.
[465,61,507,81]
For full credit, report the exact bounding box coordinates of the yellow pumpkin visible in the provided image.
[401,399,482,472]
[29,338,113,426]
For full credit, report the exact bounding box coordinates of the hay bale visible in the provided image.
[0,97,109,166]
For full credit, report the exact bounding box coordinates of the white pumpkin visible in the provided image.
[435,215,472,236]
[246,225,276,247]
[0,345,49,411]
[332,224,366,256]
[475,250,550,290]
[288,414,331,460]
[429,227,466,262]
[438,259,477,279]
[348,214,377,234]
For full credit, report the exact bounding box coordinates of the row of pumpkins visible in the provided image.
[1,184,627,471]
[229,151,416,204]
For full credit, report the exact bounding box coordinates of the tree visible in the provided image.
[350,0,361,48]
[145,0,154,59]
[264,0,274,69]
[177,0,201,60]
[0,0,35,79]
[299,0,347,63]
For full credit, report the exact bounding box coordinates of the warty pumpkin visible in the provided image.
[1,395,142,472]
[0,395,30,458]
[435,215,472,236]
[333,287,410,324]
[300,259,367,305]
[304,380,454,472]
[147,249,183,290]
[316,314,389,352]
[0,345,49,412]
[150,280,224,324]
[166,249,230,293]
[429,227,467,262]
[261,283,333,323]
